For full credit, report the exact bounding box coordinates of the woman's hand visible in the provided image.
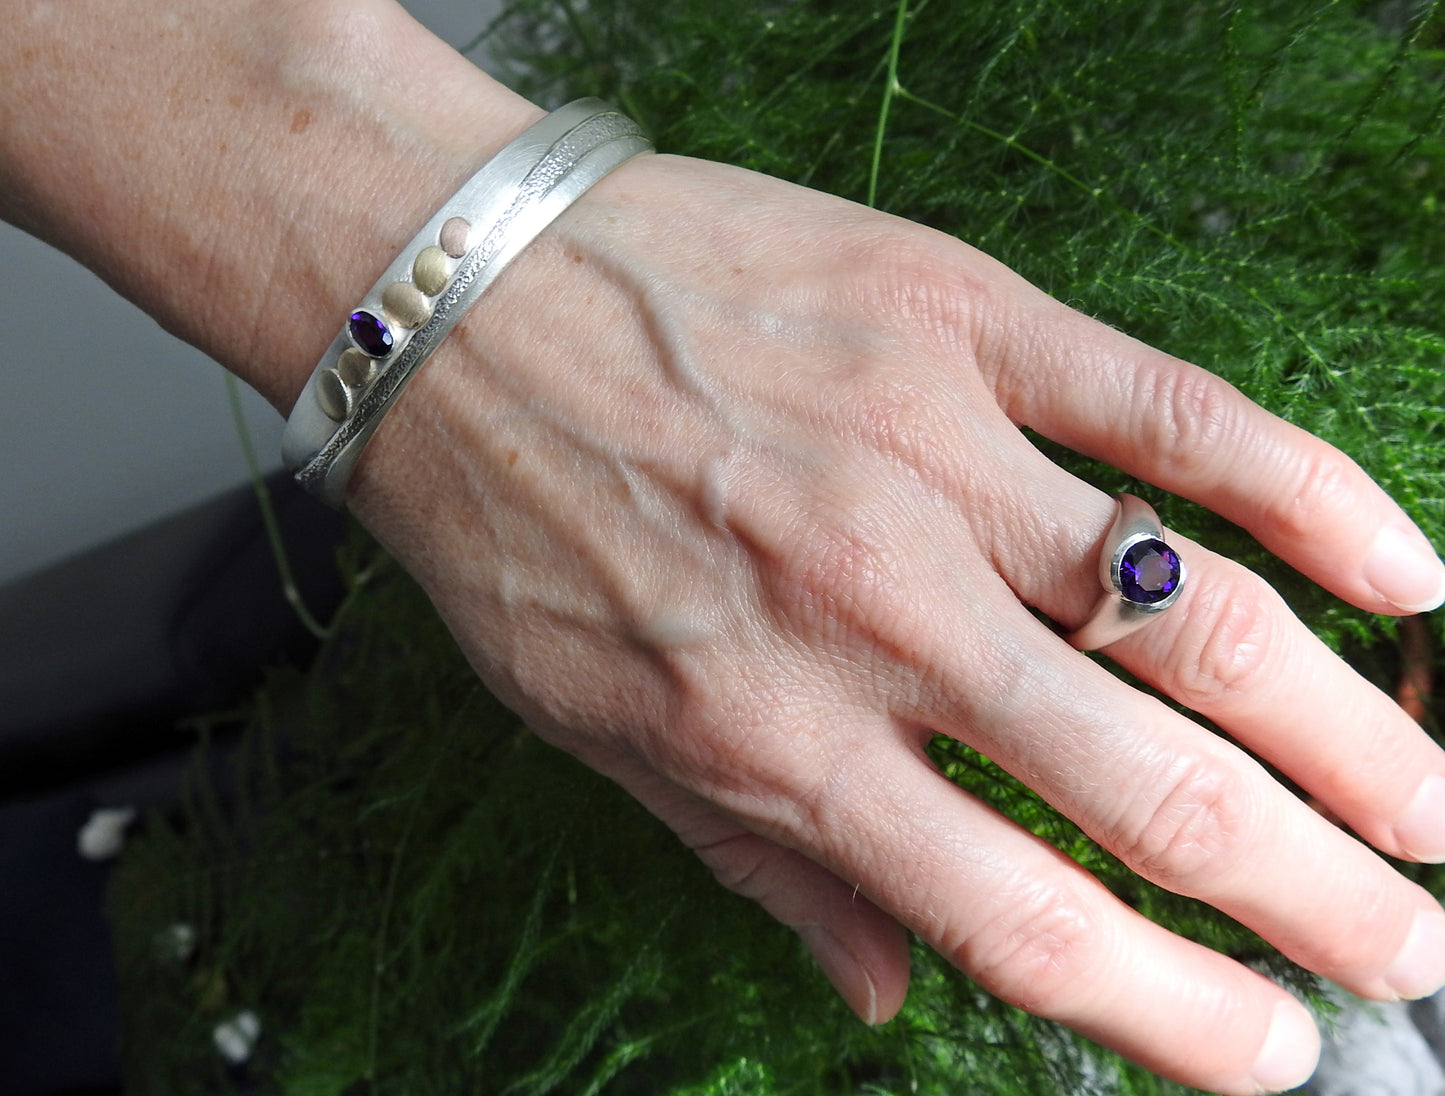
[351,152,1445,1094]
[5,0,1441,1088]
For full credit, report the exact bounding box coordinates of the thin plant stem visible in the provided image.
[867,0,910,209]
[224,372,332,641]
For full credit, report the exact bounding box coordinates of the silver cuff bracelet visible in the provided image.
[282,99,653,507]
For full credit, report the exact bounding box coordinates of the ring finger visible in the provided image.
[956,465,1445,1003]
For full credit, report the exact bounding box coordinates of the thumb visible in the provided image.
[688,825,911,1025]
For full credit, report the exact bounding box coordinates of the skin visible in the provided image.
[5,0,1445,1090]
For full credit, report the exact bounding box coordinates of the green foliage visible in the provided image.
[117,558,1208,1095]
[113,2,1445,1094]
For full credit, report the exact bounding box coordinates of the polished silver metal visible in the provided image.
[1067,493,1187,651]
[283,99,654,506]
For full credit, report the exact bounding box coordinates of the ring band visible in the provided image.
[282,99,653,507]
[1067,494,1187,651]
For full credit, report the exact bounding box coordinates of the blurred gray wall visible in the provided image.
[0,0,505,586]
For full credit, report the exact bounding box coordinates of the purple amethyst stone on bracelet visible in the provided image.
[348,310,394,358]
[1118,537,1183,605]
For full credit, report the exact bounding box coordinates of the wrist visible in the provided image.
[0,0,540,410]
[284,100,653,506]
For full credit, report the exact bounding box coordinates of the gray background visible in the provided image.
[0,0,503,587]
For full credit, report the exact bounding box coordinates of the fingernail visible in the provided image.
[1384,905,1445,1000]
[1363,525,1445,613]
[798,924,880,1025]
[1249,999,1319,1093]
[1396,774,1445,863]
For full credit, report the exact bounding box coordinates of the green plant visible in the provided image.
[112,2,1445,1092]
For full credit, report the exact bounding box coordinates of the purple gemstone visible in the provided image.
[1119,538,1181,605]
[348,310,394,358]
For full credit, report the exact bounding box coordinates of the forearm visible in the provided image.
[0,0,539,410]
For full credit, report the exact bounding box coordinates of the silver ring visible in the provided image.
[1067,494,1187,651]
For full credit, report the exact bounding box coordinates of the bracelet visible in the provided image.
[281,99,653,507]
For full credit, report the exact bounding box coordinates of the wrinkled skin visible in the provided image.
[5,1,1445,1091]
[355,149,1445,1091]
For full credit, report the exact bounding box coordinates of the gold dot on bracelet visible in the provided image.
[382,282,431,329]
[440,216,471,258]
[412,245,451,295]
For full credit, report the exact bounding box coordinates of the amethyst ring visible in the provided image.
[1066,494,1187,651]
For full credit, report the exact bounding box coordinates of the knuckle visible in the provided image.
[824,364,991,500]
[1166,570,1276,709]
[1306,886,1398,978]
[1136,364,1236,477]
[1271,446,1359,543]
[771,509,913,646]
[843,381,952,478]
[858,232,993,349]
[951,883,1103,1014]
[793,522,890,623]
[663,686,802,796]
[1110,756,1250,889]
[691,831,775,900]
[657,671,856,836]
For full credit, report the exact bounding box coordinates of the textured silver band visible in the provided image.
[282,99,653,506]
[1067,494,1188,651]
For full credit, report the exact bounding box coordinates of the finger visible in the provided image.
[582,710,1321,1092]
[718,436,1445,1001]
[575,751,912,1025]
[811,472,1445,1005]
[762,731,1321,1095]
[1000,480,1445,866]
[692,827,910,1026]
[1111,536,1445,866]
[916,593,1445,1004]
[987,297,1445,615]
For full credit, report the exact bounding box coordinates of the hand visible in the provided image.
[5,0,1440,1089]
[349,152,1445,1094]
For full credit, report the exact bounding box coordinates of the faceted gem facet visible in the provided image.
[348,310,394,357]
[1119,538,1182,604]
